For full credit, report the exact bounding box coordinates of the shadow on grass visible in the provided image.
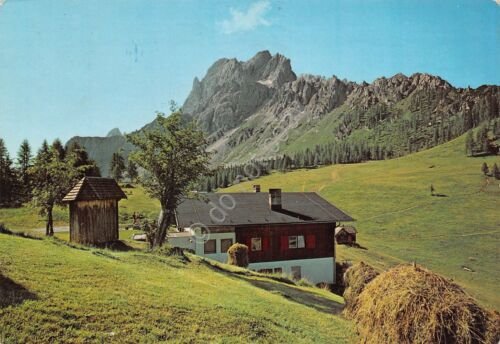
[469,152,497,158]
[94,240,136,252]
[50,237,137,252]
[0,274,37,308]
[0,224,42,240]
[245,278,344,315]
[350,243,368,250]
[199,257,296,285]
[199,258,344,315]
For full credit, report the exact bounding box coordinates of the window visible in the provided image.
[258,268,273,274]
[297,235,305,248]
[291,266,302,280]
[273,267,283,274]
[204,239,216,254]
[251,237,262,251]
[220,238,233,253]
[288,235,305,249]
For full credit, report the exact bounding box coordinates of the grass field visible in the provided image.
[224,134,500,310]
[0,233,353,343]
[0,184,160,232]
[0,132,498,344]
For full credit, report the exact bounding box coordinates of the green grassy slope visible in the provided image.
[224,134,500,310]
[0,234,352,343]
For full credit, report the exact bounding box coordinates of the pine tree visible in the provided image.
[51,139,66,161]
[16,139,33,201]
[465,130,474,156]
[222,174,229,188]
[313,154,320,166]
[476,126,490,153]
[66,142,101,177]
[127,160,139,183]
[0,138,16,207]
[109,152,126,181]
[38,140,50,158]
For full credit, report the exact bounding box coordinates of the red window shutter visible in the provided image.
[263,237,270,250]
[306,234,316,249]
[281,236,288,251]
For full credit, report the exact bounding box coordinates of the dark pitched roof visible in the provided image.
[62,177,127,202]
[335,226,357,235]
[175,192,354,228]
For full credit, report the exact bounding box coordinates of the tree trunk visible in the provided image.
[153,208,172,248]
[46,206,54,236]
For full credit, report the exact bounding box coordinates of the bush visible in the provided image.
[227,243,249,268]
[296,278,314,287]
[349,264,499,344]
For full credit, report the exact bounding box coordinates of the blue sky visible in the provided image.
[0,0,498,156]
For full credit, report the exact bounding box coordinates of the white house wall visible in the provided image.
[249,257,335,284]
[168,231,335,284]
[167,235,195,251]
[194,232,236,263]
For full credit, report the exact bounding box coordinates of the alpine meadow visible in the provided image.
[1,1,499,343]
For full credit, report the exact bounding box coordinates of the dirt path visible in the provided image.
[33,226,69,233]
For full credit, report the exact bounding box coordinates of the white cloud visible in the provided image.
[0,0,6,6]
[493,0,500,5]
[218,0,271,34]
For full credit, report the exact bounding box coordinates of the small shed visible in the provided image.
[335,225,357,245]
[62,177,127,245]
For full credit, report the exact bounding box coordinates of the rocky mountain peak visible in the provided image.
[66,52,500,172]
[346,72,455,109]
[106,128,122,137]
[182,51,296,133]
[409,73,452,90]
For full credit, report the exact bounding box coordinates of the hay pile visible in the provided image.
[348,264,499,344]
[227,243,249,267]
[342,261,379,316]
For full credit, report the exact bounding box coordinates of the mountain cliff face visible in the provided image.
[68,51,500,172]
[184,51,499,164]
[182,51,296,134]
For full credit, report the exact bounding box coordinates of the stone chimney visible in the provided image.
[253,184,261,193]
[269,188,282,210]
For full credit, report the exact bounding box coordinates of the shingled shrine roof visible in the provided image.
[62,177,127,202]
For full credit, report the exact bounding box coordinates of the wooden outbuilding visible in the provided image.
[62,177,127,245]
[334,225,357,245]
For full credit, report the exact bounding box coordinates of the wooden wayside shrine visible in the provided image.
[62,177,127,245]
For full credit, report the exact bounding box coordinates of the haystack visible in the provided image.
[227,243,249,268]
[342,261,379,317]
[350,264,499,344]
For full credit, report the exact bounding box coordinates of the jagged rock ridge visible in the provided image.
[68,50,500,171]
